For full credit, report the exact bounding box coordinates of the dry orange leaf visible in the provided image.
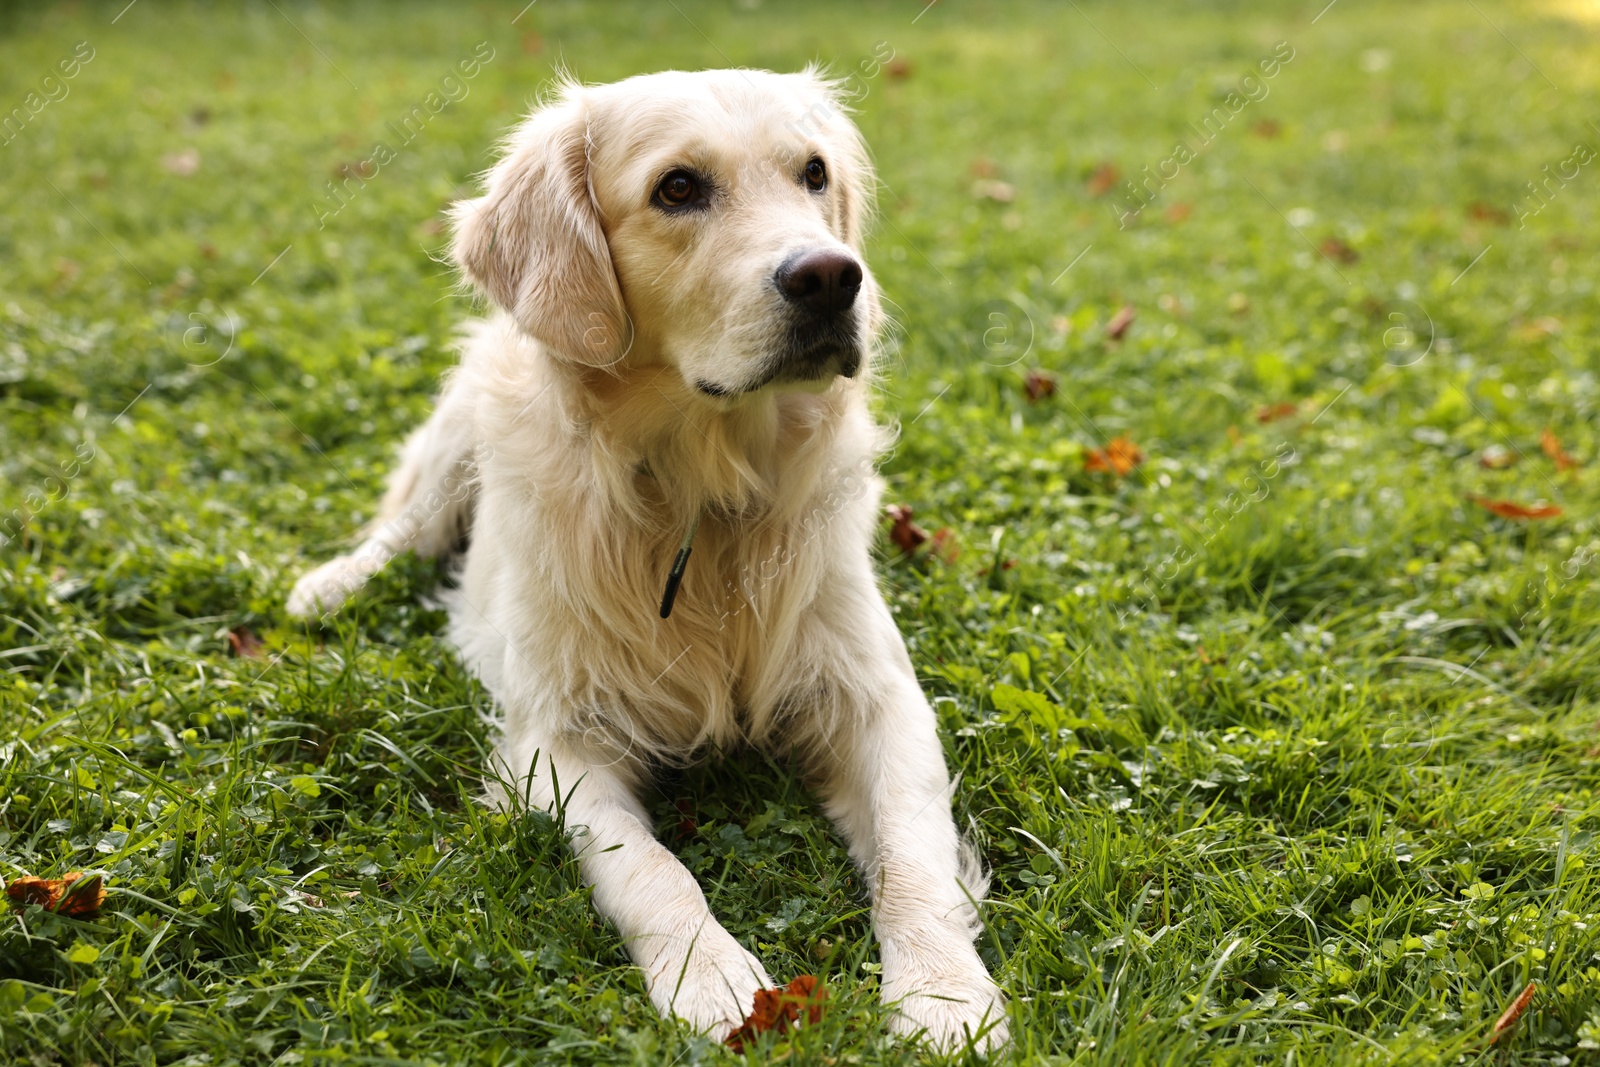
[1085,161,1121,197]
[930,527,960,564]
[969,157,999,179]
[228,626,264,659]
[1468,201,1509,225]
[1541,428,1580,471]
[885,504,929,554]
[1251,119,1282,139]
[1022,368,1057,403]
[1319,236,1359,263]
[1105,304,1136,341]
[884,57,912,80]
[1085,436,1145,478]
[6,873,105,916]
[1256,401,1298,424]
[727,975,827,1053]
[1164,201,1193,222]
[1471,496,1562,520]
[1490,981,1537,1044]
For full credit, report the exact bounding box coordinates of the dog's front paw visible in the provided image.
[641,925,772,1037]
[287,554,377,618]
[882,943,1008,1053]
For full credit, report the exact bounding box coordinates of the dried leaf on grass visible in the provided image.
[228,626,264,658]
[1470,496,1561,520]
[726,976,827,1053]
[1256,401,1298,424]
[1022,368,1057,403]
[1541,428,1580,471]
[1085,436,1145,478]
[6,873,105,916]
[1085,162,1120,197]
[1105,304,1136,341]
[1490,981,1537,1044]
[1468,201,1509,225]
[1319,236,1359,263]
[885,504,929,554]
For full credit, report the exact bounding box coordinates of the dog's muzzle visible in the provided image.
[768,248,865,382]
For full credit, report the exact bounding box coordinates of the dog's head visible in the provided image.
[451,68,879,398]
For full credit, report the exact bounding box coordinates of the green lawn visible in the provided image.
[4,0,1600,1062]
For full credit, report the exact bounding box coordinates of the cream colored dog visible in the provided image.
[287,68,1007,1051]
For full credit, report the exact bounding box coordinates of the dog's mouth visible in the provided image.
[694,318,862,399]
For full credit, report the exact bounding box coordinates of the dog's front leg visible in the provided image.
[805,614,1009,1051]
[499,727,771,1035]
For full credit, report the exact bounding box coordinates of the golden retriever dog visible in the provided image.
[287,68,1007,1051]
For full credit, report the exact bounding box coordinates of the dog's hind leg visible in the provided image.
[287,372,479,618]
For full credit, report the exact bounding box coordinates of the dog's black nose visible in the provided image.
[775,249,862,316]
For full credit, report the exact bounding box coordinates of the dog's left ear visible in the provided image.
[450,88,630,364]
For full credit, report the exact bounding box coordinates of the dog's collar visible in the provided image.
[658,507,701,619]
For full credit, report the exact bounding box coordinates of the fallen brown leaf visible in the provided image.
[727,976,827,1053]
[1255,401,1298,424]
[1086,161,1121,197]
[930,527,960,564]
[521,31,543,55]
[1490,981,1537,1044]
[1164,201,1192,222]
[1471,496,1561,520]
[228,627,264,659]
[1251,119,1282,139]
[1105,304,1136,341]
[1478,445,1517,470]
[1085,436,1145,478]
[1022,368,1057,403]
[6,873,105,916]
[674,798,696,839]
[885,504,929,554]
[969,157,999,179]
[1468,201,1509,225]
[1541,428,1580,471]
[884,57,912,79]
[1319,236,1359,263]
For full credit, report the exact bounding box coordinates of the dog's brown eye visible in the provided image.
[655,170,701,209]
[804,158,827,192]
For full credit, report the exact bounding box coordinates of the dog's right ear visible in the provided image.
[450,90,630,365]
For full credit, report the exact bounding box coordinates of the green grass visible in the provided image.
[4,0,1600,1062]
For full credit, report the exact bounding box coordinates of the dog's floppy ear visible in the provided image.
[450,88,630,364]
